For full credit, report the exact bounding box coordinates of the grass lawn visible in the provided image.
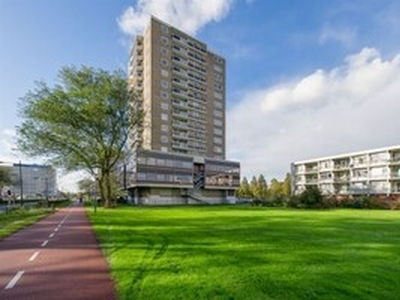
[0,207,50,239]
[87,206,400,300]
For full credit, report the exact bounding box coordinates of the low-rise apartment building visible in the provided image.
[291,145,400,197]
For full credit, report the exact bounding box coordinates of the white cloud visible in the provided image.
[118,0,234,36]
[0,128,19,163]
[319,23,358,47]
[227,47,400,181]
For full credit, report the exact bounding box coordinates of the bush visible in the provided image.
[289,186,324,209]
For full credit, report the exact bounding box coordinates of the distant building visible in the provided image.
[291,145,400,197]
[123,17,240,205]
[1,163,57,200]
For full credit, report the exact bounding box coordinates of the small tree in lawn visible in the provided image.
[250,176,258,199]
[257,174,268,201]
[17,66,142,208]
[236,177,252,198]
[282,173,292,197]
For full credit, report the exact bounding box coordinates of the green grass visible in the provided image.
[87,206,400,300]
[0,207,51,239]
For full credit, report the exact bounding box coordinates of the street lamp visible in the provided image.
[18,161,23,207]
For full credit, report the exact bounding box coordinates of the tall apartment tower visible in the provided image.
[129,17,226,159]
[125,17,240,205]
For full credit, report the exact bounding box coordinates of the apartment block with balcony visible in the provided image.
[291,145,400,198]
[125,17,240,205]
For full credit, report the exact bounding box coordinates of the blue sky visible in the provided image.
[1,0,400,191]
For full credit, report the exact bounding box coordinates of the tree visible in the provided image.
[17,66,142,207]
[297,186,324,208]
[282,173,292,197]
[236,177,252,198]
[77,177,97,197]
[268,178,282,198]
[249,176,258,199]
[256,174,268,200]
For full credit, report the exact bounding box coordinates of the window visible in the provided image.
[214,92,223,100]
[214,137,223,144]
[214,119,223,127]
[161,69,169,77]
[214,146,222,153]
[161,135,169,143]
[161,124,169,132]
[161,102,169,110]
[161,24,169,34]
[214,110,223,117]
[160,58,169,67]
[160,36,169,45]
[161,80,169,89]
[161,146,168,153]
[160,47,169,56]
[161,113,169,121]
[214,101,223,109]
[161,91,169,100]
[214,128,223,135]
[213,64,222,72]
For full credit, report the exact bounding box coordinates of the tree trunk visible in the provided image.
[102,169,113,208]
[97,176,105,207]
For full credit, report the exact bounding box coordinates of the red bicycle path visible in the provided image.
[0,203,116,300]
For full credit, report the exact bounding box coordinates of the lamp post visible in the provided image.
[18,161,23,207]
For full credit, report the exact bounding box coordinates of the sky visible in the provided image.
[1,0,400,192]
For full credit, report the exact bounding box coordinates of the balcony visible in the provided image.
[351,176,368,182]
[389,158,400,165]
[172,79,188,89]
[333,164,350,170]
[172,111,188,119]
[304,167,318,174]
[334,177,350,183]
[390,173,400,180]
[172,100,188,109]
[172,122,189,130]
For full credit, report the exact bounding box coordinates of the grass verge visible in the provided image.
[87,206,400,300]
[0,207,51,239]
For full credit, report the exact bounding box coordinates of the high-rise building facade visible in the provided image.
[291,145,400,197]
[125,17,240,205]
[129,17,226,159]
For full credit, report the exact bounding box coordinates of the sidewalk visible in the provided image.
[0,203,116,299]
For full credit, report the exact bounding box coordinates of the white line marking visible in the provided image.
[29,251,40,262]
[49,233,55,238]
[54,227,59,232]
[41,240,49,247]
[5,271,24,290]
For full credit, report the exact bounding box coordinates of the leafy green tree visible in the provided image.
[268,178,283,198]
[17,66,142,207]
[250,176,258,199]
[297,186,324,208]
[77,177,97,197]
[256,174,268,200]
[282,173,292,197]
[236,177,252,198]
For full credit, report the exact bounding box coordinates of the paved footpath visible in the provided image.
[0,203,116,300]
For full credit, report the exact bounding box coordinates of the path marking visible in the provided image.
[29,251,40,262]
[41,240,49,247]
[49,233,55,238]
[54,227,59,232]
[4,271,24,290]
